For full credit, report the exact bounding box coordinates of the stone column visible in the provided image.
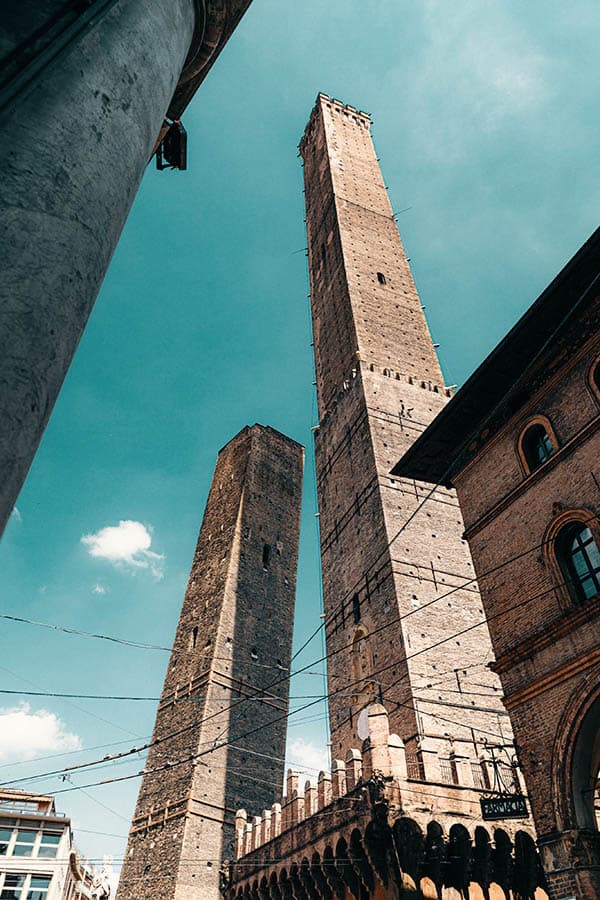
[0,0,198,533]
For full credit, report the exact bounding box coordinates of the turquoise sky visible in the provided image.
[0,0,598,879]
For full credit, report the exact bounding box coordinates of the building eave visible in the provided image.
[167,0,253,120]
[391,226,600,486]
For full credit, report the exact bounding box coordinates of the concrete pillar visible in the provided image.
[0,0,197,534]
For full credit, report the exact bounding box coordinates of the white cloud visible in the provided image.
[0,704,81,763]
[92,583,108,595]
[286,738,329,776]
[81,520,165,579]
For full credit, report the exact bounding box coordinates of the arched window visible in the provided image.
[520,421,556,473]
[588,358,600,403]
[557,522,600,602]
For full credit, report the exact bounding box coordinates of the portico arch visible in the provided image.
[552,667,600,831]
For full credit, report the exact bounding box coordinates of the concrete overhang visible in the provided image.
[167,0,253,119]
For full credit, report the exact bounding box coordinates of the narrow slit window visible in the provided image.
[377,272,387,285]
[352,594,361,624]
[262,544,271,569]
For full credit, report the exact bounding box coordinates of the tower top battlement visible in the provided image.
[217,423,304,456]
[299,93,371,155]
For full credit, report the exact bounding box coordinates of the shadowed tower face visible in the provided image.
[117,425,303,900]
[300,95,510,768]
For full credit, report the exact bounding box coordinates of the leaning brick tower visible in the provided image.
[117,425,303,900]
[299,95,512,772]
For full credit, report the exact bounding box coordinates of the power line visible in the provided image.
[0,554,574,793]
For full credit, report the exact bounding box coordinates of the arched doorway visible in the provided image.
[570,693,600,830]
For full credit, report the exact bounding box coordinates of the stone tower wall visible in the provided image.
[117,425,303,900]
[300,95,510,763]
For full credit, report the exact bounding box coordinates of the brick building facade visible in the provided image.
[394,228,600,898]
[117,424,303,899]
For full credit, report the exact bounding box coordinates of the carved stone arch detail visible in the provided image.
[334,837,361,898]
[310,851,333,900]
[516,414,559,475]
[269,870,282,900]
[323,845,346,899]
[491,828,513,898]
[551,661,600,830]
[472,825,493,900]
[392,816,424,888]
[587,353,600,405]
[349,827,375,894]
[445,823,471,897]
[279,868,295,900]
[298,857,319,899]
[423,820,446,898]
[513,830,546,900]
[288,862,309,900]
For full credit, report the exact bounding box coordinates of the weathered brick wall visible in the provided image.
[451,314,600,897]
[117,425,303,900]
[301,95,511,771]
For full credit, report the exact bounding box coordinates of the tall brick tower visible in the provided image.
[300,95,512,771]
[117,425,303,900]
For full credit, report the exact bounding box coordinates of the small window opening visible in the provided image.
[190,626,198,651]
[521,423,555,472]
[377,272,386,285]
[262,544,271,569]
[352,594,361,624]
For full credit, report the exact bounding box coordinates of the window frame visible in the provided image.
[543,509,600,609]
[0,873,52,900]
[517,415,559,476]
[557,522,600,603]
[587,355,600,405]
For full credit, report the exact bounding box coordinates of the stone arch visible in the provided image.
[269,870,281,900]
[310,851,333,900]
[491,828,513,898]
[335,836,361,898]
[472,826,493,900]
[423,820,445,896]
[552,664,600,831]
[323,844,345,899]
[392,816,424,887]
[445,823,471,897]
[513,830,545,900]
[279,868,295,900]
[349,827,374,893]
